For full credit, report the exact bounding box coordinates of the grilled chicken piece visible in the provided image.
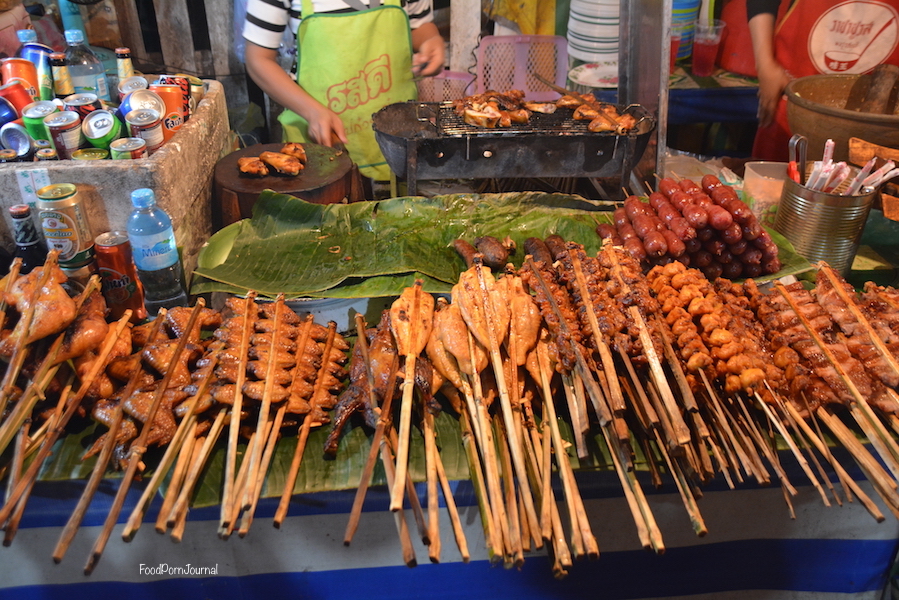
[280,142,307,163]
[573,104,600,121]
[259,151,304,176]
[523,102,556,114]
[556,95,584,109]
[463,104,502,128]
[238,156,269,177]
[141,339,203,387]
[0,263,77,356]
[507,108,532,122]
[165,306,222,343]
[56,290,109,363]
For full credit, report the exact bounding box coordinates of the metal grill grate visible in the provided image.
[435,102,626,137]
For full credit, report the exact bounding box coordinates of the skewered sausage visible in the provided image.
[661,229,685,258]
[453,239,478,267]
[721,222,743,245]
[474,235,511,269]
[524,237,554,265]
[544,234,568,260]
[706,204,734,230]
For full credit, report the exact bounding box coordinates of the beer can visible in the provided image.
[115,48,134,81]
[0,58,38,101]
[36,183,94,267]
[63,92,103,120]
[157,75,191,121]
[0,122,34,160]
[0,79,33,115]
[82,109,122,149]
[49,52,74,99]
[35,147,57,160]
[125,108,163,155]
[22,100,55,141]
[117,75,148,102]
[19,42,53,101]
[43,110,83,160]
[148,83,183,141]
[95,230,146,322]
[109,136,147,159]
[71,147,108,160]
[0,148,17,162]
[176,73,204,111]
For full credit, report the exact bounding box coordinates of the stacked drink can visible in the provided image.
[0,34,205,163]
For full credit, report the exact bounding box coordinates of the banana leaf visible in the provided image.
[192,191,607,299]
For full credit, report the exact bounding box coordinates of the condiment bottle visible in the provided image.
[9,203,47,274]
[126,188,188,316]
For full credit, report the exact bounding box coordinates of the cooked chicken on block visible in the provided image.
[238,156,269,177]
[280,142,307,163]
[259,151,304,176]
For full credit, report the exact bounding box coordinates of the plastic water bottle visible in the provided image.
[14,29,37,57]
[63,29,109,101]
[126,188,188,316]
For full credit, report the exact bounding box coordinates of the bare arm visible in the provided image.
[749,12,790,127]
[244,41,348,147]
[411,21,445,76]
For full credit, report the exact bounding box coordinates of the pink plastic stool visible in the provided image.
[476,35,569,101]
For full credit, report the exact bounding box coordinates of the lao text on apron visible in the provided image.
[753,0,899,161]
[279,0,418,180]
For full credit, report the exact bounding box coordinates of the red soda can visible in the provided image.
[0,58,39,101]
[125,108,164,154]
[0,80,35,115]
[43,110,83,160]
[63,92,103,120]
[148,83,183,141]
[94,231,147,323]
[157,75,191,121]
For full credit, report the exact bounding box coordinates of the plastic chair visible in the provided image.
[417,70,476,102]
[476,35,569,101]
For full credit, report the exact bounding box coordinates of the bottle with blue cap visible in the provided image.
[126,188,188,316]
[63,29,109,101]
[14,29,37,57]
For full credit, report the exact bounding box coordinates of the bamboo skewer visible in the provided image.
[495,419,525,565]
[380,429,417,567]
[434,440,470,561]
[390,281,432,512]
[423,406,442,562]
[84,302,205,574]
[157,423,201,533]
[238,403,286,537]
[458,400,501,563]
[273,315,317,527]
[0,310,133,531]
[221,291,257,530]
[776,396,842,507]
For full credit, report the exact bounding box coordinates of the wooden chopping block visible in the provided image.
[212,143,365,230]
[858,64,899,114]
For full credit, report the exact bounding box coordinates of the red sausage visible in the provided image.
[661,229,686,257]
[624,196,651,222]
[723,198,754,224]
[721,260,743,279]
[718,250,735,265]
[704,238,727,257]
[710,185,739,205]
[696,226,715,242]
[741,220,762,241]
[701,174,724,194]
[707,204,734,230]
[728,239,748,255]
[595,223,622,245]
[762,257,782,274]
[691,249,713,268]
[632,214,657,239]
[681,203,709,229]
[702,261,724,280]
[614,207,630,230]
[721,222,743,245]
[658,177,681,198]
[624,237,647,262]
[676,254,691,267]
[667,190,692,211]
[684,237,702,254]
[741,262,762,278]
[679,178,703,195]
[753,228,773,247]
[618,221,639,242]
[642,231,668,258]
[741,247,763,265]
[648,192,668,212]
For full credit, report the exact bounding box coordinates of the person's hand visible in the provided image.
[412,33,445,77]
[303,103,348,147]
[755,59,791,128]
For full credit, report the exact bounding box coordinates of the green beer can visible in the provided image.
[22,100,57,141]
[82,109,123,149]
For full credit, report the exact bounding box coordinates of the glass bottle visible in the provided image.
[9,204,47,274]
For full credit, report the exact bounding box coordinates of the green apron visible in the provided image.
[279,0,417,180]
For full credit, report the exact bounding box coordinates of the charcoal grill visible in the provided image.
[372,101,655,196]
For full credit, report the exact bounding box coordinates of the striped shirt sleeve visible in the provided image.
[243,0,291,49]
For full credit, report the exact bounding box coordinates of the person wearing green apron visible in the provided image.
[243,0,445,181]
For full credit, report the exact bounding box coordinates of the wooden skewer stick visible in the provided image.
[494,418,525,565]
[816,407,899,519]
[157,423,201,533]
[422,406,442,563]
[238,403,287,537]
[84,302,205,574]
[170,408,230,532]
[0,310,132,530]
[344,313,400,544]
[780,398,883,521]
[390,281,432,512]
[123,341,223,540]
[458,400,501,564]
[560,371,589,458]
[380,428,417,567]
[272,315,317,527]
[221,427,257,539]
[221,291,257,530]
[434,438,470,562]
[3,420,28,505]
[776,396,842,506]
[241,295,286,511]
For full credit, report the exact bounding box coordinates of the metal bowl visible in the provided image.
[786,74,899,163]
